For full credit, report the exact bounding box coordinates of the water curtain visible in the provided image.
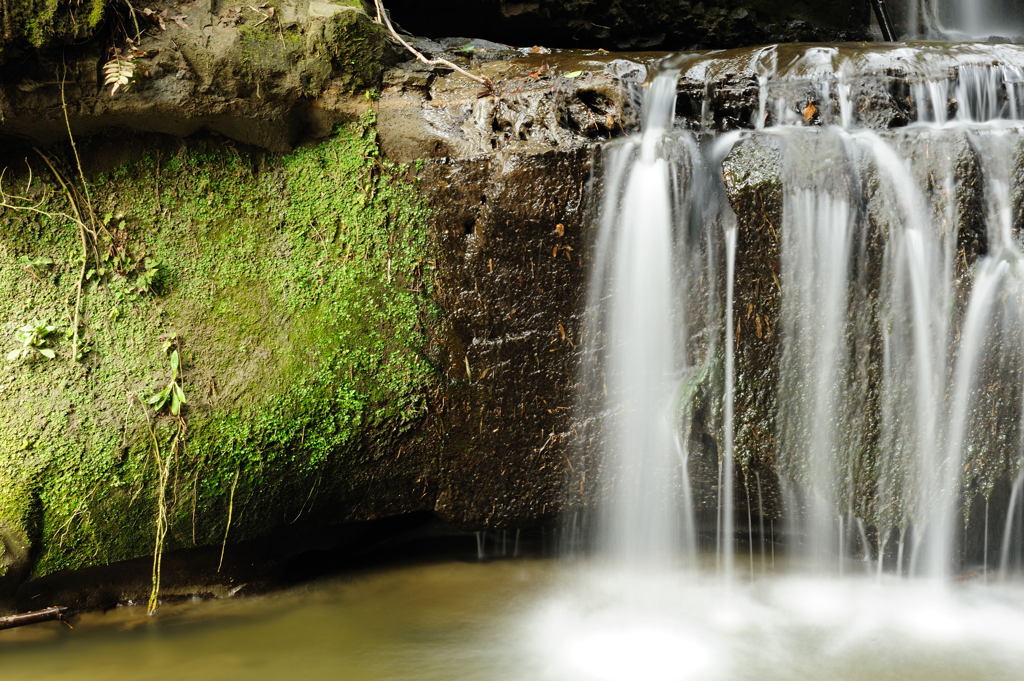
[583,43,1024,578]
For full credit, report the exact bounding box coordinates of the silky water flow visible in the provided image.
[526,42,1024,681]
[902,0,1024,39]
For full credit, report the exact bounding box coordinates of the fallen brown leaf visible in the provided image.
[802,101,817,122]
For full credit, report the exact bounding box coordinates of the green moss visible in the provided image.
[86,0,106,29]
[1,0,108,56]
[319,5,400,93]
[234,1,397,95]
[2,0,393,92]
[0,112,435,577]
[237,16,308,81]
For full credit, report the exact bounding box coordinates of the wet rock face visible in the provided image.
[0,0,657,597]
[0,41,645,605]
[0,0,397,151]
[0,11,649,156]
[0,139,598,609]
[675,43,1024,133]
[376,51,651,161]
[384,0,870,50]
[419,149,593,527]
[721,137,784,520]
[675,44,923,132]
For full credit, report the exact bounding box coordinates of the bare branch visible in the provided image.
[32,149,91,362]
[372,0,493,91]
[0,170,77,224]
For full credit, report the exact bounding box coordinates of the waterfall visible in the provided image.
[758,49,1024,578]
[582,42,1024,580]
[901,0,1024,39]
[774,130,860,571]
[581,68,736,569]
[585,71,688,567]
[1001,470,1024,573]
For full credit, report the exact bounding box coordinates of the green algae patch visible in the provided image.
[0,0,107,60]
[2,0,395,94]
[0,114,434,579]
[232,0,399,95]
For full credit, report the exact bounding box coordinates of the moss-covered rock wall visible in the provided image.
[0,0,106,60]
[0,113,435,582]
[1,0,399,150]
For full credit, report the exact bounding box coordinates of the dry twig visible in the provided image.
[0,606,71,631]
[372,0,493,91]
[217,469,240,573]
[31,149,91,361]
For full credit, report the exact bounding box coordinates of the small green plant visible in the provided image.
[17,256,56,281]
[133,257,161,295]
[7,323,58,363]
[140,337,189,614]
[86,215,163,295]
[147,341,187,416]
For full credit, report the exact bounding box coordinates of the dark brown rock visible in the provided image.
[418,149,594,527]
[384,0,871,51]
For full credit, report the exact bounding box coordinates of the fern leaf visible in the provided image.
[103,53,137,96]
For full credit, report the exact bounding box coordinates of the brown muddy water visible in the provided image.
[3,559,1024,681]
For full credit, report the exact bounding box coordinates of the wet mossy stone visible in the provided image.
[0,0,107,60]
[0,113,434,585]
[233,0,399,95]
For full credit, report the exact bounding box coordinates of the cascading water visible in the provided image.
[580,66,734,570]
[620,42,1024,579]
[588,71,690,566]
[774,133,861,572]
[526,35,1024,681]
[576,41,1024,578]
[902,0,1024,40]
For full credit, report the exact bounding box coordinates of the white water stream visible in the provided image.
[567,37,1024,658]
[580,69,736,570]
[555,37,1024,679]
[584,72,690,567]
[903,0,1024,40]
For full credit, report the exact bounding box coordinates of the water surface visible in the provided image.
[3,559,1024,681]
